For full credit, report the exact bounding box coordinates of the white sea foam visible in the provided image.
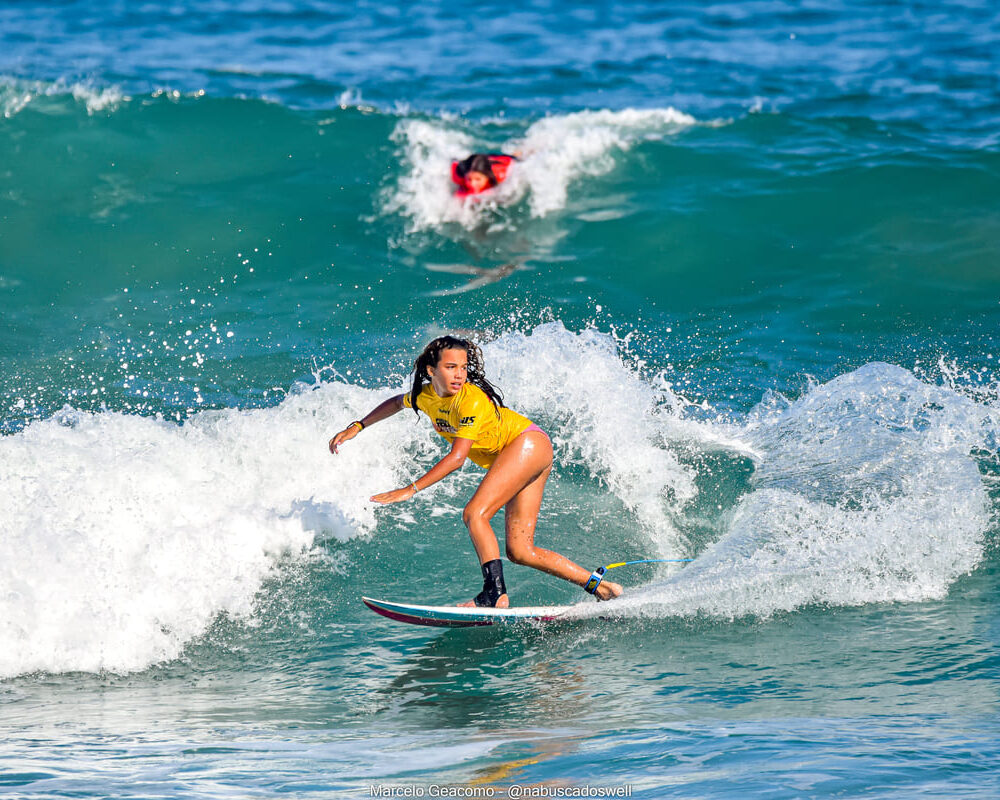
[70,84,128,114]
[0,381,423,678]
[572,361,996,620]
[516,107,697,217]
[0,78,128,117]
[0,84,33,118]
[384,107,697,231]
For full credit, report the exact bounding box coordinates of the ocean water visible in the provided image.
[2,1,1000,797]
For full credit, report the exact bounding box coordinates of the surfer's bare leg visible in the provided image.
[459,429,622,605]
[457,429,551,607]
[504,464,623,601]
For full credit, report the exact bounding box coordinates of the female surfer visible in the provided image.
[328,335,623,607]
[452,153,517,196]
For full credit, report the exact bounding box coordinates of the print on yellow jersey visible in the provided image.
[404,383,533,469]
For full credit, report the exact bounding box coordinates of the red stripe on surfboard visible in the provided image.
[362,598,493,627]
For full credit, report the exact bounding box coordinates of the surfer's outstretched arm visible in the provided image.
[370,436,473,505]
[329,393,405,453]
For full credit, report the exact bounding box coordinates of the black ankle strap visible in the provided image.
[474,559,507,607]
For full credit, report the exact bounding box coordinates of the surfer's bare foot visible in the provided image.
[457,593,509,608]
[595,580,623,601]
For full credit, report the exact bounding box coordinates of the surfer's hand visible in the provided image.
[329,425,360,454]
[370,486,416,504]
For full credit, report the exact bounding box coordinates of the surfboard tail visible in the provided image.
[361,597,574,628]
[362,597,494,628]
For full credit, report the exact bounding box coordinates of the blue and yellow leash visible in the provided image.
[584,558,693,595]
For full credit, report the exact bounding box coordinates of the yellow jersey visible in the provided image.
[403,382,532,469]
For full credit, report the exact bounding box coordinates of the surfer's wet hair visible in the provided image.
[409,335,504,415]
[454,154,499,187]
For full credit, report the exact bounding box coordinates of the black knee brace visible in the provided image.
[474,559,507,607]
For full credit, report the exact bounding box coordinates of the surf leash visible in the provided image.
[584,558,693,595]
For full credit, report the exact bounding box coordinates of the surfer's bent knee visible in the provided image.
[462,502,485,529]
[506,542,535,566]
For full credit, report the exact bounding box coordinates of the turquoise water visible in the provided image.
[2,2,1000,797]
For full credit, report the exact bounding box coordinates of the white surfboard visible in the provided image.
[362,596,576,628]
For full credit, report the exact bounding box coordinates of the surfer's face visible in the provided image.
[464,170,490,193]
[428,348,468,396]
